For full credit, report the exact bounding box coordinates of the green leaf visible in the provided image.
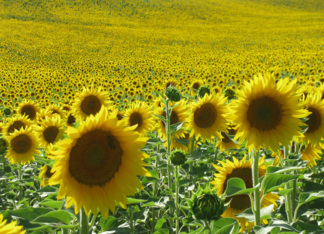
[40,200,64,209]
[154,228,170,234]
[174,138,190,147]
[262,174,298,194]
[100,216,118,231]
[8,208,54,220]
[266,166,303,174]
[170,121,184,135]
[212,218,239,234]
[278,188,293,196]
[127,198,147,204]
[298,191,324,205]
[236,205,274,222]
[155,218,167,230]
[31,210,74,225]
[293,220,323,233]
[154,114,167,123]
[225,178,256,196]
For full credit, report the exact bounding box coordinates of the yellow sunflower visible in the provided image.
[154,100,189,140]
[122,102,154,135]
[171,132,192,151]
[17,100,39,121]
[4,115,33,136]
[36,108,52,124]
[36,116,65,147]
[229,74,309,152]
[302,93,324,145]
[48,108,151,218]
[5,126,39,165]
[0,214,25,234]
[211,156,279,232]
[191,79,203,96]
[72,87,110,119]
[301,143,322,167]
[216,129,239,152]
[46,104,65,119]
[38,164,54,187]
[188,94,228,142]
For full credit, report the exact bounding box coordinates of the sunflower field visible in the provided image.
[0,0,324,233]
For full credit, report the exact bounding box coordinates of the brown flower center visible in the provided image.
[43,126,59,143]
[247,96,282,131]
[223,168,253,211]
[11,134,32,154]
[8,121,26,134]
[305,107,321,134]
[69,130,123,186]
[194,103,217,128]
[80,95,102,116]
[129,112,143,130]
[21,105,36,120]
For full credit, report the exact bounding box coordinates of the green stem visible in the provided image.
[283,146,293,223]
[79,208,89,234]
[129,206,134,234]
[18,164,23,200]
[175,165,179,234]
[251,149,261,226]
[165,98,172,190]
[291,179,297,222]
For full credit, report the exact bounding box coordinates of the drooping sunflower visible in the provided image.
[188,93,228,142]
[0,214,25,234]
[17,100,39,121]
[301,93,324,145]
[46,104,65,119]
[216,125,239,152]
[229,74,309,152]
[172,132,192,151]
[122,102,154,135]
[301,143,322,167]
[48,108,151,218]
[5,126,39,165]
[72,87,110,119]
[4,115,33,136]
[38,164,54,187]
[36,116,65,147]
[154,100,189,140]
[211,156,279,232]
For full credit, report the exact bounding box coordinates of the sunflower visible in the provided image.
[191,79,203,96]
[229,74,309,152]
[38,164,54,187]
[36,108,52,124]
[5,126,39,165]
[216,125,239,152]
[188,94,228,142]
[48,108,151,218]
[36,116,65,147]
[122,102,154,135]
[211,156,279,232]
[155,100,189,140]
[301,143,322,167]
[171,132,192,151]
[72,87,110,119]
[0,214,25,234]
[46,104,65,119]
[301,93,324,145]
[4,115,33,136]
[17,100,39,121]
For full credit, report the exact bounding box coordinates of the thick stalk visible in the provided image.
[129,206,135,234]
[175,165,179,234]
[79,208,89,234]
[291,179,297,222]
[165,98,172,190]
[251,149,261,226]
[283,146,293,223]
[18,164,23,200]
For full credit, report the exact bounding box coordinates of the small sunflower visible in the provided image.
[155,100,189,140]
[48,108,151,218]
[122,102,154,135]
[216,126,239,152]
[46,104,65,119]
[211,156,279,232]
[39,164,54,187]
[191,79,203,96]
[4,115,33,136]
[36,116,65,147]
[17,100,39,121]
[172,132,192,151]
[229,74,309,152]
[36,108,53,124]
[0,214,25,234]
[188,94,228,142]
[302,93,324,145]
[5,126,39,165]
[72,87,110,119]
[301,143,322,167]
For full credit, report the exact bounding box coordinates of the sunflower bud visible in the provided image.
[0,138,7,154]
[165,86,181,102]
[189,186,225,221]
[198,85,211,98]
[170,150,186,165]
[3,108,11,116]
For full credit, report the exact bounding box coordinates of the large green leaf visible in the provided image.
[31,210,74,225]
[298,191,324,205]
[8,208,54,220]
[236,204,274,222]
[225,178,256,196]
[100,216,118,231]
[262,174,298,194]
[265,166,303,174]
[40,200,64,209]
[212,218,239,234]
